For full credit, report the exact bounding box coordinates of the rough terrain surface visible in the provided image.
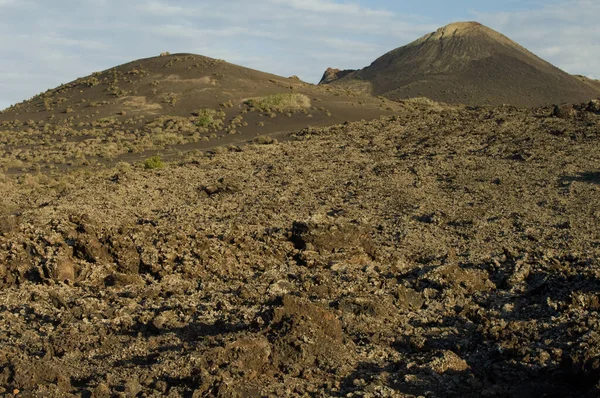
[321,22,600,107]
[1,98,600,397]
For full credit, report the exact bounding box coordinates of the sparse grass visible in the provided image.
[88,100,110,108]
[108,86,130,98]
[246,93,311,113]
[403,97,440,106]
[113,89,131,98]
[228,115,245,131]
[152,132,185,147]
[164,55,195,68]
[96,117,116,124]
[126,67,149,77]
[143,155,165,170]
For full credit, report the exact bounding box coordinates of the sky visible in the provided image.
[1,0,599,110]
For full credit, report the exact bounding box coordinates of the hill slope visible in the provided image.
[0,53,399,172]
[320,22,600,107]
[575,74,600,92]
[1,53,396,124]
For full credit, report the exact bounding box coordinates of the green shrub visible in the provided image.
[245,93,311,113]
[193,108,225,129]
[144,155,165,169]
[197,117,212,127]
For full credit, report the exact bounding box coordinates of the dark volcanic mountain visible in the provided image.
[0,53,400,171]
[320,22,600,107]
[0,53,395,126]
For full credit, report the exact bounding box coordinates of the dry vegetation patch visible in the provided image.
[245,93,311,113]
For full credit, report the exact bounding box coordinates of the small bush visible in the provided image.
[144,155,165,169]
[161,93,179,107]
[193,108,226,130]
[246,93,311,113]
[254,135,276,145]
[115,161,132,173]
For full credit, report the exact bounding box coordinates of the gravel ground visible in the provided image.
[1,102,600,397]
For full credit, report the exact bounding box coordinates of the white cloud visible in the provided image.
[1,0,599,110]
[319,37,386,53]
[269,0,392,17]
[151,24,273,39]
[40,35,109,50]
[472,0,600,77]
[143,0,187,15]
